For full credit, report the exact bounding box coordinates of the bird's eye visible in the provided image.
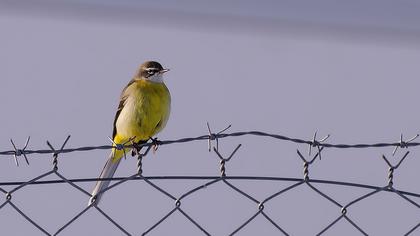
[147,70,154,75]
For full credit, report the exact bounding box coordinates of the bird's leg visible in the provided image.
[131,140,145,157]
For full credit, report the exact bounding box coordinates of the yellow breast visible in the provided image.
[114,79,171,144]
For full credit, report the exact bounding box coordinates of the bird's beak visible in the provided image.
[159,68,170,74]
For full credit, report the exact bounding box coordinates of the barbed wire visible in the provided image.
[2,128,420,158]
[1,125,420,235]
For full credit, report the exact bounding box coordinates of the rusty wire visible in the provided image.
[1,127,420,235]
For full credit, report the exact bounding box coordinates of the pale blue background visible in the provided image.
[1,1,420,235]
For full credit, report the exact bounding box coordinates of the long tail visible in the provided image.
[88,150,121,206]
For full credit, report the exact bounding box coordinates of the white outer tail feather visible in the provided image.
[88,151,121,206]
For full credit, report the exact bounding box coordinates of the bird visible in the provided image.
[89,61,171,205]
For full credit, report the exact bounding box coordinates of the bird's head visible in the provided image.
[136,61,169,83]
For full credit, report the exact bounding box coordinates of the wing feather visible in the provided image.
[112,79,135,139]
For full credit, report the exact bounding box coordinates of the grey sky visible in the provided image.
[1,1,420,235]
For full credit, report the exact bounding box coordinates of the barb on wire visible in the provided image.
[10,136,30,166]
[308,131,330,160]
[392,133,419,156]
[206,122,232,152]
[108,136,136,160]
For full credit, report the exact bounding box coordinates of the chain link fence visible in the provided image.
[1,126,420,235]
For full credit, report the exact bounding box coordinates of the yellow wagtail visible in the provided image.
[89,61,171,205]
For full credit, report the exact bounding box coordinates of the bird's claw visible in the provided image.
[149,137,161,153]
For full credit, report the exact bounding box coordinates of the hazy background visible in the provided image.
[1,0,420,235]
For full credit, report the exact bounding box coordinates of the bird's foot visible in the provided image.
[131,141,145,157]
[149,137,161,153]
